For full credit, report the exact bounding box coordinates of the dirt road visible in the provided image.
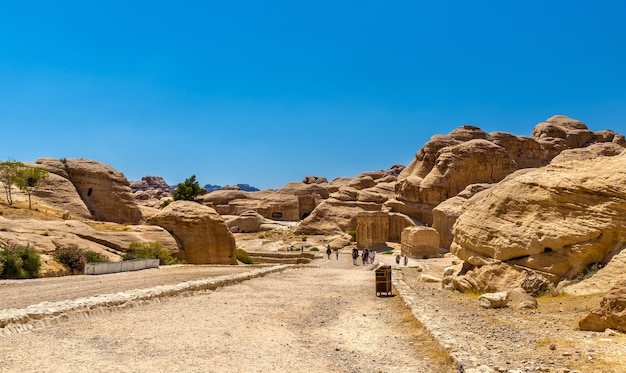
[0,259,455,372]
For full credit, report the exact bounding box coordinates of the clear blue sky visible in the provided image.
[1,1,625,189]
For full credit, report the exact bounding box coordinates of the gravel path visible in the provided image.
[0,257,455,372]
[1,252,624,373]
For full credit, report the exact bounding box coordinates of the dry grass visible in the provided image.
[0,200,65,220]
[83,221,134,232]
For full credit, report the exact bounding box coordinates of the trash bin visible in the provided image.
[375,265,392,296]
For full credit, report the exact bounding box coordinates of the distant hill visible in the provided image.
[203,183,260,192]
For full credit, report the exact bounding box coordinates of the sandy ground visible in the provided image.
[1,248,625,373]
[0,254,455,373]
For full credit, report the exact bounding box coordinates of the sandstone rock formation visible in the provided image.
[202,182,329,222]
[35,158,142,224]
[506,287,538,310]
[401,226,440,259]
[450,150,626,284]
[391,115,625,227]
[147,201,236,265]
[130,176,172,208]
[0,217,180,275]
[442,262,552,295]
[431,183,492,249]
[478,291,508,309]
[302,176,328,184]
[579,279,626,333]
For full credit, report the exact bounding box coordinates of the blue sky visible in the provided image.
[1,1,625,189]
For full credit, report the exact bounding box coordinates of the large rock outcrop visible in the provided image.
[391,116,625,226]
[35,158,142,224]
[147,201,236,264]
[450,150,626,282]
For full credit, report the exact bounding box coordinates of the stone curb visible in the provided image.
[392,268,495,373]
[0,264,294,337]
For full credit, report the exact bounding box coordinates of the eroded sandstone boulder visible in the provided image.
[33,158,143,224]
[64,159,143,224]
[506,287,538,310]
[579,279,626,333]
[147,201,236,264]
[451,151,626,281]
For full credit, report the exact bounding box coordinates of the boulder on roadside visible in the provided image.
[147,201,236,265]
[478,291,508,309]
[579,279,626,333]
[506,287,538,310]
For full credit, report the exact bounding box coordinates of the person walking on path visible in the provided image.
[352,247,359,265]
[371,249,376,263]
[395,254,401,265]
[326,245,332,259]
[403,254,408,266]
[335,247,339,260]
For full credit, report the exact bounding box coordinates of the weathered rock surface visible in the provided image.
[506,287,538,310]
[579,279,626,333]
[478,291,508,309]
[562,247,626,296]
[442,262,552,295]
[451,151,626,281]
[0,217,180,275]
[431,183,492,249]
[147,201,236,265]
[295,198,381,234]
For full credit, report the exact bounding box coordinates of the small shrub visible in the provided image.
[309,247,319,252]
[0,244,41,279]
[83,250,110,264]
[347,230,357,239]
[123,242,180,265]
[53,245,109,273]
[160,199,173,208]
[383,250,394,255]
[236,248,254,264]
[574,262,604,282]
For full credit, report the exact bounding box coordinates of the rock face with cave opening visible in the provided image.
[34,158,142,224]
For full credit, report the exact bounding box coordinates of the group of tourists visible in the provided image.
[351,246,376,265]
[395,254,409,266]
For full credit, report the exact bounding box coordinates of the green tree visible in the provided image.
[173,175,204,202]
[15,166,49,209]
[0,160,24,206]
